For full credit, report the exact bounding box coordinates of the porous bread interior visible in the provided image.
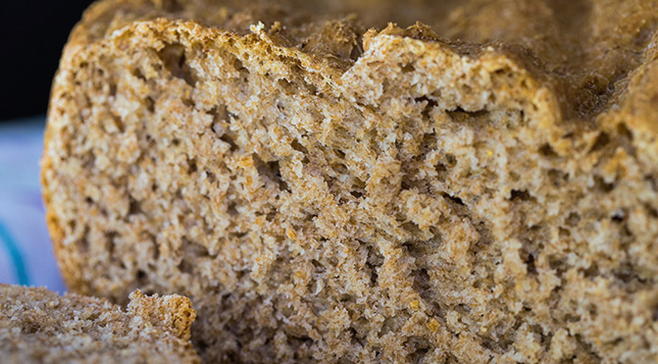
[42,16,658,363]
[0,284,199,363]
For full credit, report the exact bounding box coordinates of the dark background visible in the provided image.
[0,1,95,121]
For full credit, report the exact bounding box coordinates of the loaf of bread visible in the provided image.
[42,0,658,362]
[0,284,199,363]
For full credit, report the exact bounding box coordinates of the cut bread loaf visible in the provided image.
[0,284,199,363]
[42,0,658,362]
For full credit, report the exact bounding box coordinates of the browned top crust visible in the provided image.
[0,284,199,363]
[66,0,658,139]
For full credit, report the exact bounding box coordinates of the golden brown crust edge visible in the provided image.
[42,113,84,294]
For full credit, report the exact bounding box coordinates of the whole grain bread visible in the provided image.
[0,284,199,363]
[42,0,658,362]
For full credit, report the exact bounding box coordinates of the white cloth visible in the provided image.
[0,117,65,292]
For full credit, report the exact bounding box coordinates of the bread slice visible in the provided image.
[42,0,658,362]
[0,284,199,363]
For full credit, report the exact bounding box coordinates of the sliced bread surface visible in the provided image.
[42,0,658,362]
[0,284,199,363]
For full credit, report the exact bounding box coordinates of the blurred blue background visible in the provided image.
[1,1,96,292]
[0,117,65,292]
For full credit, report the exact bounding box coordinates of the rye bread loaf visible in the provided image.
[0,284,198,363]
[42,0,658,362]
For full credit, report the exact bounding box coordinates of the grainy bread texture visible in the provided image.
[0,284,199,363]
[42,0,658,362]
